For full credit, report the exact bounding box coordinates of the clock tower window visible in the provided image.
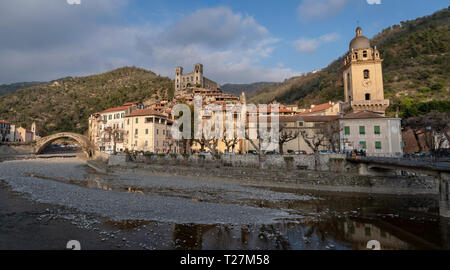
[364,69,370,79]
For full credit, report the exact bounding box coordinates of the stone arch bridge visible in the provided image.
[35,132,94,157]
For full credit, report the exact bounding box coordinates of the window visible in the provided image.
[364,69,370,79]
[375,141,382,150]
[363,51,367,58]
[127,119,130,125]
[365,227,371,236]
[109,115,112,120]
[359,126,365,135]
[135,118,138,124]
[344,126,350,135]
[121,113,125,118]
[134,140,137,146]
[145,129,148,135]
[374,126,380,135]
[144,141,148,147]
[365,93,371,101]
[135,129,138,135]
[157,129,159,135]
[360,141,367,149]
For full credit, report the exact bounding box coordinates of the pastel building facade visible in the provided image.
[124,109,178,154]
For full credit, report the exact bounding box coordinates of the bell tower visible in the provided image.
[343,27,389,115]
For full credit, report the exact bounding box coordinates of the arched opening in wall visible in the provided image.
[39,137,83,155]
[365,93,371,101]
[364,69,370,79]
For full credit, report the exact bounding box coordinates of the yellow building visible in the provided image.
[343,27,390,115]
[340,27,402,157]
[124,109,178,154]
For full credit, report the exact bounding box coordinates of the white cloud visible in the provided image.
[0,3,299,84]
[297,0,352,22]
[294,33,340,53]
[367,0,381,4]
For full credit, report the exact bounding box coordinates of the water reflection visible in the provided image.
[106,215,449,250]
[24,170,450,250]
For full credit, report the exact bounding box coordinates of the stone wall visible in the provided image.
[118,153,346,172]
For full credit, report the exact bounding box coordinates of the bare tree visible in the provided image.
[222,129,239,153]
[278,123,300,155]
[404,112,450,154]
[101,126,124,155]
[299,122,331,171]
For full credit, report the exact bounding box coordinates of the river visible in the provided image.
[0,157,448,250]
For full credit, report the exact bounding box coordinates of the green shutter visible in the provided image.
[374,126,380,135]
[345,126,350,135]
[360,126,365,135]
[375,141,382,149]
[360,141,366,149]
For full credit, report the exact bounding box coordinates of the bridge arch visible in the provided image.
[34,132,94,157]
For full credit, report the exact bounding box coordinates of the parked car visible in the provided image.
[247,150,258,155]
[266,151,279,155]
[295,150,307,155]
[224,151,236,155]
[319,150,334,154]
[198,151,212,156]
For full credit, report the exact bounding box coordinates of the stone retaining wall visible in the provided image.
[113,153,347,172]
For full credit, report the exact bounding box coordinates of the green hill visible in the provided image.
[0,67,174,136]
[0,81,46,97]
[221,82,276,97]
[250,7,450,117]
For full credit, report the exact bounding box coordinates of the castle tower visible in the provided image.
[343,27,389,115]
[194,63,204,87]
[175,66,183,94]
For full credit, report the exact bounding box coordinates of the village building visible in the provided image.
[124,109,178,154]
[299,101,344,116]
[339,111,403,156]
[0,120,11,142]
[88,102,143,153]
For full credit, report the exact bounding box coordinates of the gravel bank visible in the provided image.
[0,158,304,224]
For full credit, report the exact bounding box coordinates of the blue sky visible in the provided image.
[0,0,448,84]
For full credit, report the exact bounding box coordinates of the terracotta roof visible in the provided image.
[0,120,11,124]
[100,106,130,114]
[126,109,167,118]
[299,102,333,115]
[279,115,302,122]
[299,115,340,122]
[122,102,138,106]
[342,111,384,119]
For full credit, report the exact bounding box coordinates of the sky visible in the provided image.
[0,0,448,85]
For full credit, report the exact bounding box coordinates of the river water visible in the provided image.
[0,157,449,250]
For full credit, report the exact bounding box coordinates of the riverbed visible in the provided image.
[0,157,449,250]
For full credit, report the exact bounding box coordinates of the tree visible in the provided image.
[222,129,239,153]
[403,111,450,154]
[100,126,124,154]
[278,122,299,155]
[299,121,338,170]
